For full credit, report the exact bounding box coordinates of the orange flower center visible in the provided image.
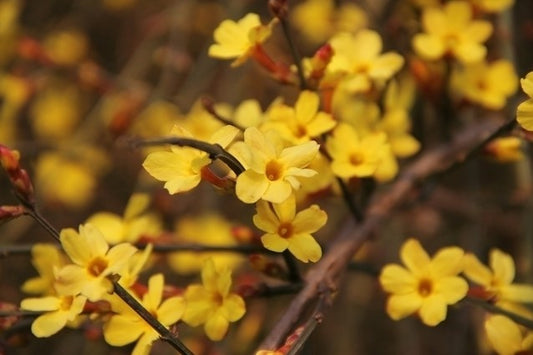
[88,256,109,277]
[418,278,433,297]
[265,160,283,181]
[349,152,364,166]
[277,223,293,239]
[60,296,74,311]
[295,124,307,138]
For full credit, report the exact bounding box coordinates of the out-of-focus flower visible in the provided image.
[87,193,162,244]
[265,90,336,144]
[103,274,185,355]
[327,30,404,93]
[22,244,67,296]
[232,127,318,203]
[20,294,87,337]
[43,29,88,66]
[167,214,245,274]
[290,0,367,44]
[470,0,514,13]
[253,194,326,263]
[208,13,276,67]
[485,314,533,355]
[413,1,492,63]
[379,238,467,326]
[451,60,518,110]
[30,83,83,140]
[484,137,524,163]
[182,258,245,341]
[55,224,137,301]
[326,123,389,179]
[0,74,30,143]
[516,72,533,131]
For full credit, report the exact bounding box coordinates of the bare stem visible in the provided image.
[283,250,302,283]
[279,18,307,90]
[110,277,194,355]
[465,296,533,329]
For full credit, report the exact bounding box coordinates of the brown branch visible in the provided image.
[258,118,503,350]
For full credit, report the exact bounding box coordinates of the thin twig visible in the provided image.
[336,177,364,222]
[111,277,194,355]
[465,296,533,329]
[283,251,302,283]
[24,209,60,242]
[279,18,307,90]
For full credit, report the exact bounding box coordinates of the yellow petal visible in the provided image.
[521,73,533,98]
[292,205,327,234]
[490,249,515,285]
[209,125,239,148]
[103,314,144,346]
[500,284,533,303]
[517,99,533,131]
[221,293,246,322]
[253,201,279,233]
[144,274,164,310]
[368,53,404,80]
[418,294,447,326]
[434,276,468,304]
[236,170,269,203]
[31,311,68,337]
[295,90,319,124]
[21,296,60,312]
[86,213,123,245]
[400,239,430,276]
[463,253,492,287]
[485,315,523,355]
[287,233,322,263]
[386,293,422,320]
[262,180,293,204]
[413,34,445,60]
[204,312,229,341]
[279,140,319,168]
[60,228,92,265]
[272,194,296,222]
[124,193,150,220]
[454,42,487,64]
[261,233,289,252]
[430,246,464,277]
[158,296,186,325]
[379,264,417,294]
[132,332,157,355]
[106,243,138,274]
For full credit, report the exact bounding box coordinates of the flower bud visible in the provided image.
[0,145,35,204]
[269,0,288,20]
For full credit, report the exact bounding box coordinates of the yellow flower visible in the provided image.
[168,214,244,274]
[130,100,180,138]
[22,244,67,296]
[265,90,336,144]
[232,99,266,129]
[103,274,186,355]
[485,315,533,355]
[379,238,468,326]
[516,71,533,131]
[87,193,162,244]
[233,127,319,203]
[378,78,421,158]
[20,294,87,337]
[326,123,389,179]
[290,0,367,44]
[253,194,326,263]
[471,0,514,13]
[413,1,493,63]
[451,59,518,110]
[55,224,138,301]
[328,30,404,92]
[182,258,245,341]
[463,249,533,309]
[43,29,88,66]
[143,125,239,194]
[208,13,275,67]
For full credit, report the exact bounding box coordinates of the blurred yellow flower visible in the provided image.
[232,127,319,203]
[484,137,524,163]
[0,74,30,143]
[182,258,245,341]
[451,59,518,110]
[22,244,67,296]
[103,274,185,355]
[471,0,514,13]
[20,294,87,337]
[143,125,239,194]
[516,72,533,131]
[463,249,533,310]
[130,100,181,138]
[379,239,467,326]
[413,1,492,63]
[290,0,367,44]
[87,193,162,244]
[167,214,245,274]
[266,90,336,143]
[209,13,275,67]
[326,123,389,179]
[55,224,138,301]
[43,29,88,66]
[30,84,82,140]
[485,314,533,355]
[253,194,326,263]
[328,30,404,92]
